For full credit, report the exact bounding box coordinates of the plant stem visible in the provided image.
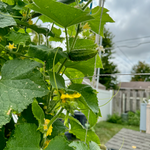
[65,28,69,53]
[70,0,92,50]
[57,58,67,74]
[82,0,92,11]
[48,107,64,127]
[70,24,80,50]
[38,34,41,45]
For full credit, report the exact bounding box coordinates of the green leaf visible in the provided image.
[13,1,26,10]
[68,83,101,127]
[0,127,6,150]
[88,7,114,37]
[96,54,103,69]
[15,19,54,37]
[26,0,94,28]
[0,2,17,28]
[69,141,90,150]
[2,0,14,5]
[32,99,45,128]
[0,59,49,128]
[69,84,99,113]
[69,38,97,50]
[4,123,41,150]
[89,141,101,150]
[49,71,65,89]
[0,27,9,46]
[78,102,98,127]
[28,45,68,69]
[49,119,67,139]
[5,30,30,45]
[49,27,64,42]
[39,15,53,23]
[69,119,100,144]
[17,104,38,125]
[65,68,84,84]
[45,136,73,150]
[64,56,95,80]
[64,54,102,81]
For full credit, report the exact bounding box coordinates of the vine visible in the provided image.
[0,0,114,150]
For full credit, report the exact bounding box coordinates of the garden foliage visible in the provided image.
[107,110,140,126]
[0,0,114,149]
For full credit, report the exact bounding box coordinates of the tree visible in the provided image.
[99,28,120,89]
[131,61,150,81]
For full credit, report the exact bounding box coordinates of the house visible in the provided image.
[119,81,150,92]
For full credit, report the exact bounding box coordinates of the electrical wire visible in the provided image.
[64,73,150,81]
[115,35,150,43]
[116,46,134,66]
[117,41,150,48]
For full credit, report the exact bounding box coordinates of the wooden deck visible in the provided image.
[105,128,150,150]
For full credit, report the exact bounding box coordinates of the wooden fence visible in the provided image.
[112,90,150,115]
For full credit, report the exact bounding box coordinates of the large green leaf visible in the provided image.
[69,119,100,144]
[32,99,45,128]
[5,30,30,45]
[15,19,54,37]
[49,71,65,89]
[69,141,90,150]
[69,84,99,113]
[45,136,73,150]
[0,59,49,128]
[28,45,68,69]
[26,0,94,28]
[4,123,41,150]
[88,7,114,37]
[0,2,17,28]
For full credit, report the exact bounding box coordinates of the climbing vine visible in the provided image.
[0,0,114,149]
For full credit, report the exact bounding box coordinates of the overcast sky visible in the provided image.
[95,0,150,82]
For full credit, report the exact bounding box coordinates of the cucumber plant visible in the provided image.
[0,0,114,149]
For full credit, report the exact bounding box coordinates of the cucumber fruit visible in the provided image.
[68,49,98,61]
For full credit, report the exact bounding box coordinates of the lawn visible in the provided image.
[95,121,140,145]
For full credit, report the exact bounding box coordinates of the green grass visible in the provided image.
[95,121,140,145]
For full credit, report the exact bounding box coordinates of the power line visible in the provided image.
[65,73,150,81]
[115,35,150,43]
[117,46,134,66]
[117,41,150,48]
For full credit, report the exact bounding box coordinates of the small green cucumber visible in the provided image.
[68,49,98,61]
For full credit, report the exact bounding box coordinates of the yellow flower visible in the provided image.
[71,93,81,98]
[132,146,136,149]
[8,43,16,50]
[44,119,53,136]
[60,93,81,102]
[28,19,33,25]
[22,13,27,17]
[44,140,50,149]
[83,22,91,30]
